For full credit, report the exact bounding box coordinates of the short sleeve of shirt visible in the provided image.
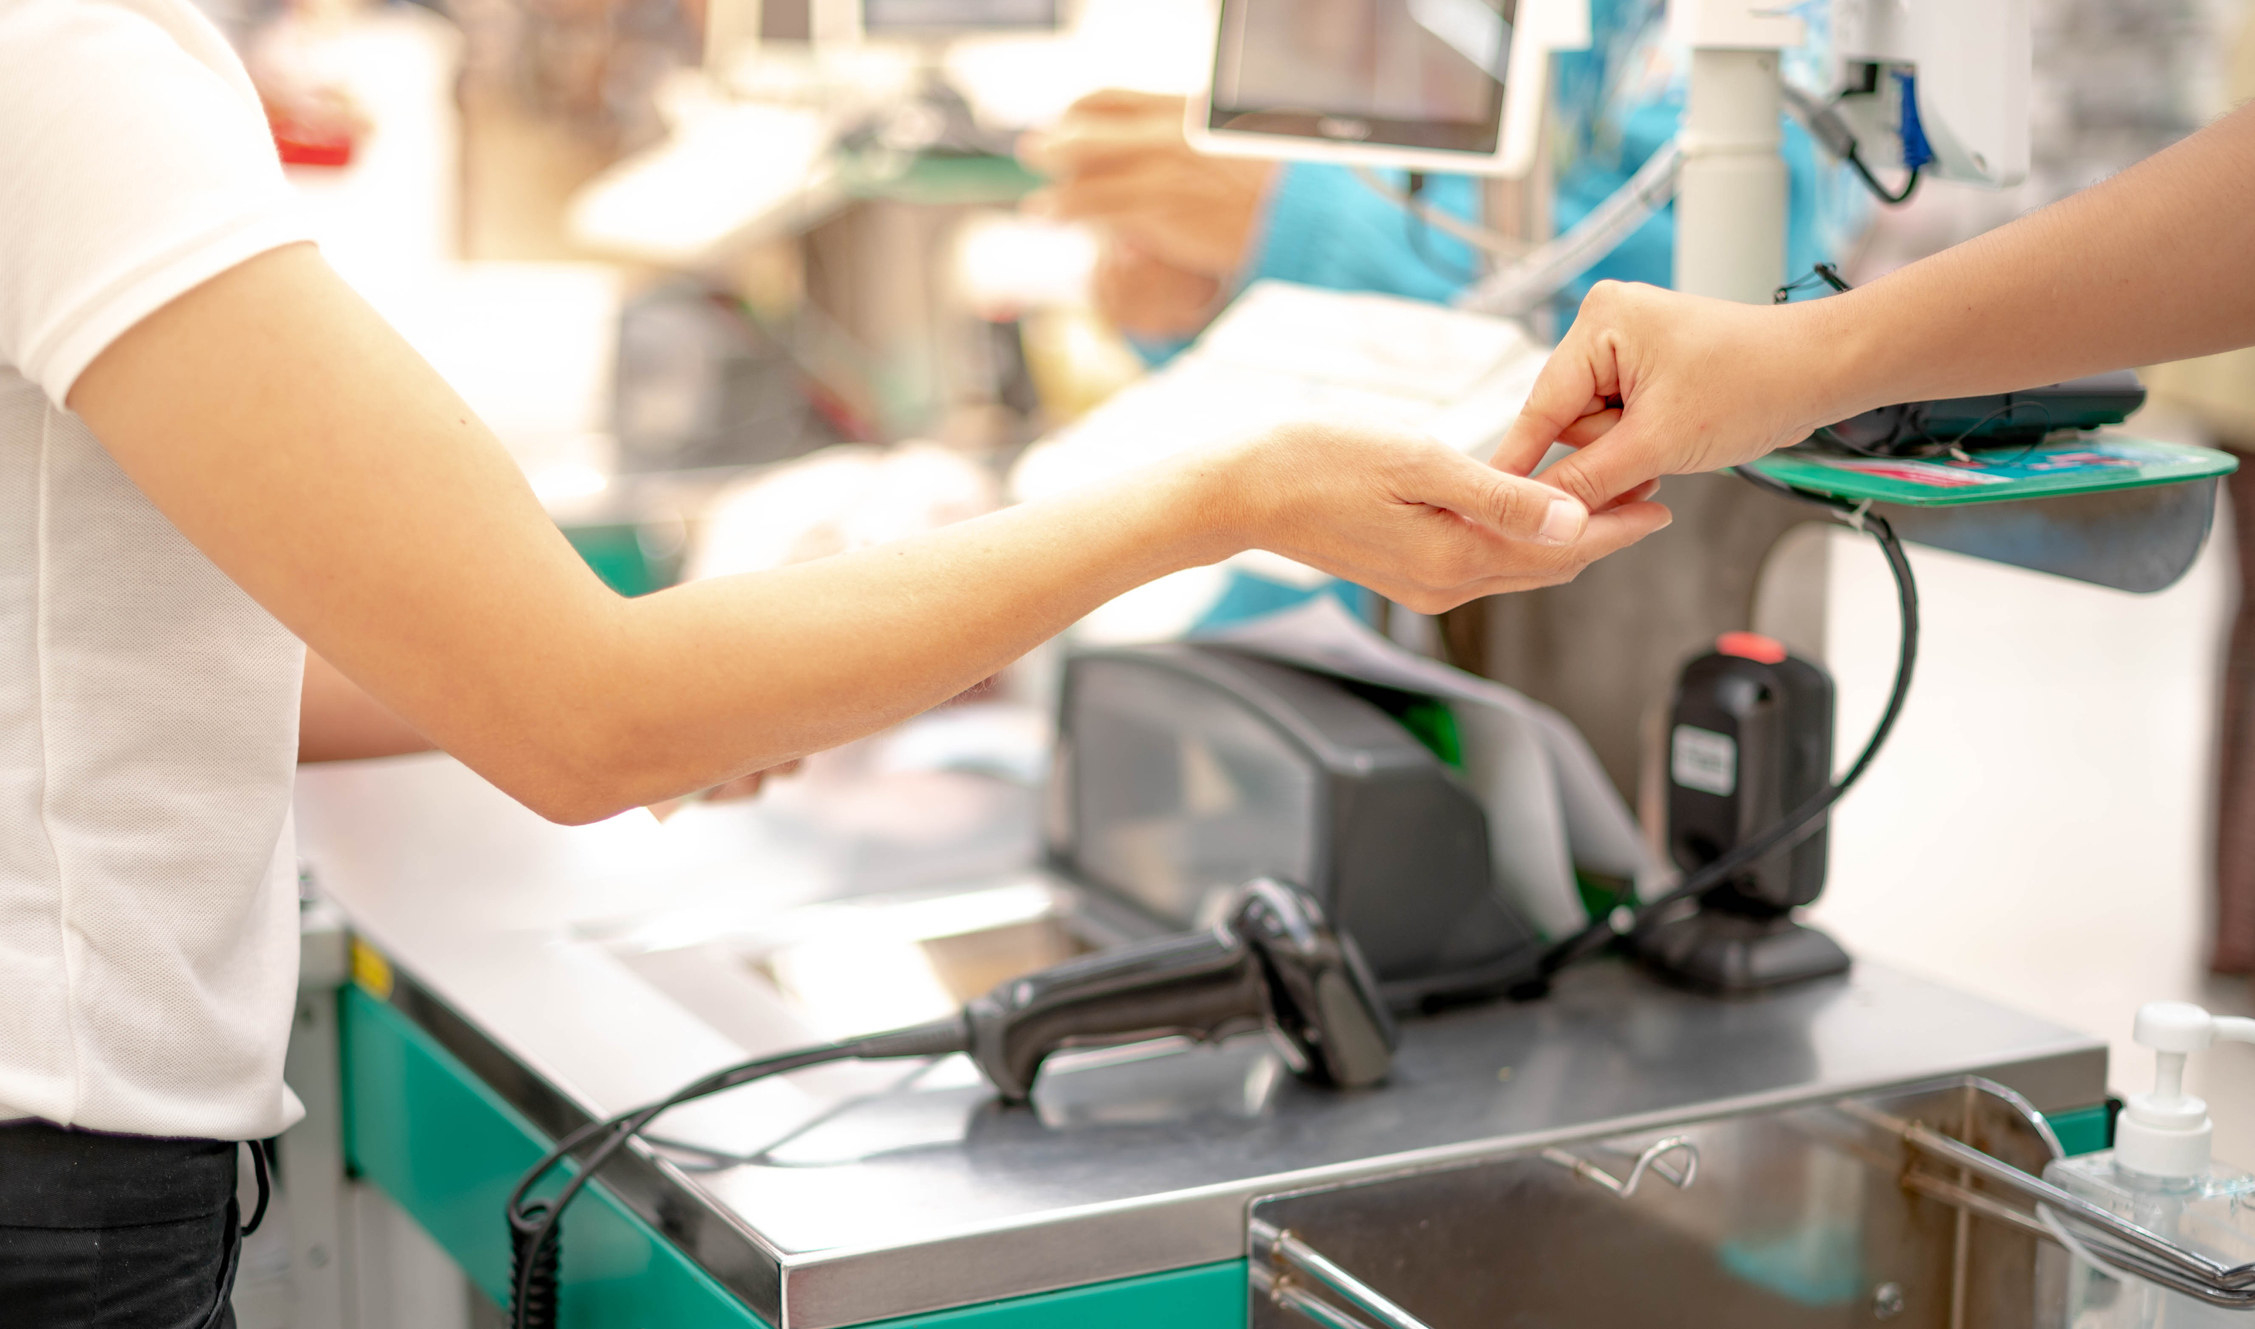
[0,0,310,405]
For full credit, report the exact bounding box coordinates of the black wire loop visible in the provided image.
[1532,469,1920,983]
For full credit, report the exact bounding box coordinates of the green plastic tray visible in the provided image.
[1745,437,2237,507]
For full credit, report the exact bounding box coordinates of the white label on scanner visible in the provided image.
[1671,725,1737,796]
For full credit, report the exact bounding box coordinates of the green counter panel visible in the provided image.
[340,984,2105,1328]
[2047,1103,2114,1158]
[340,986,1246,1328]
[342,987,765,1328]
[560,524,667,599]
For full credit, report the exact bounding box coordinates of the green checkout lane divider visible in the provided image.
[341,984,2111,1328]
[341,985,1249,1328]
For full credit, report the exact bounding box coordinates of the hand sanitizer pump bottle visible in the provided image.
[2041,1002,2255,1327]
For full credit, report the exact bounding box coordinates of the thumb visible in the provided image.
[1490,354,1609,478]
[1534,417,1671,512]
[1417,450,1589,545]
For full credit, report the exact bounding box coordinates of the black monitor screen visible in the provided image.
[1209,0,1513,154]
[861,0,1059,34]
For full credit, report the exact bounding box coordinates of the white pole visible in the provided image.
[1665,0,1803,303]
[1673,47,1788,302]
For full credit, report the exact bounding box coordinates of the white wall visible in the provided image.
[1806,501,2255,1160]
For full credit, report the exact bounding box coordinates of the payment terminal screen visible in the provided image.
[1209,0,1513,152]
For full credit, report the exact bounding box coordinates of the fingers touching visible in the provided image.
[1239,427,1671,615]
[1493,280,1841,507]
[1447,454,1590,547]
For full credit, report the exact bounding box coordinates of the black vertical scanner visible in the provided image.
[1633,633,1852,991]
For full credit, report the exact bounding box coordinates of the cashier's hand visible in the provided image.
[1488,281,1848,509]
[648,760,803,821]
[1021,90,1274,339]
[1091,244,1224,341]
[1219,423,1671,612]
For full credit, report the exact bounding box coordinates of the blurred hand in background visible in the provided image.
[1019,90,1275,340]
[648,760,803,820]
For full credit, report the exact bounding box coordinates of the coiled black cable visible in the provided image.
[1530,468,1921,983]
[505,1018,968,1329]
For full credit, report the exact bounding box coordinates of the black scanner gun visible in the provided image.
[1632,633,1850,993]
[968,877,1398,1101]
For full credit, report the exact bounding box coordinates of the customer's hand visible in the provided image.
[1209,421,1672,613]
[1488,281,1851,509]
[1020,90,1275,279]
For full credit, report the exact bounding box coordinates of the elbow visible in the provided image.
[484,724,655,827]
[515,756,655,826]
[493,766,636,826]
[521,786,634,827]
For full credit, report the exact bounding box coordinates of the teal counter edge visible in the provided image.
[340,986,1247,1328]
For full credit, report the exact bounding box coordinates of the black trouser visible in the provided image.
[0,1120,256,1329]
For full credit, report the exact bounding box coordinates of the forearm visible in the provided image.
[301,466,1206,787]
[1824,102,2255,415]
[583,461,1231,813]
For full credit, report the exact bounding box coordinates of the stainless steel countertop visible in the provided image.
[296,750,2108,1329]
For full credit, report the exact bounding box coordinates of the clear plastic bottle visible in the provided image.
[2039,1002,2255,1328]
[2040,1151,2255,1328]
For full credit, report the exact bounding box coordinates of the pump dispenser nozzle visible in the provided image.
[2117,1001,2255,1179]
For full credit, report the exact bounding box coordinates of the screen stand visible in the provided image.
[1630,894,1850,993]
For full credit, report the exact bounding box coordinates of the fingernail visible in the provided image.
[1538,497,1586,546]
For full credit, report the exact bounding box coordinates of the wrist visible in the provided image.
[1147,443,1260,569]
[1797,286,1908,423]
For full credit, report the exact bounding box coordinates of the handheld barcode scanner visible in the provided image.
[1633,633,1848,993]
[507,877,1394,1329]
[968,877,1397,1101]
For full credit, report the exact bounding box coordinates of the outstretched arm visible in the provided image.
[75,244,1666,825]
[1493,102,2255,507]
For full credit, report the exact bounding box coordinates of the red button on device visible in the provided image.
[1716,631,1788,664]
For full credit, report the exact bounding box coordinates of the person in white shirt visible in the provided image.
[0,0,1668,1320]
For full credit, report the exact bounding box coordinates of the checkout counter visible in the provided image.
[291,692,2111,1329]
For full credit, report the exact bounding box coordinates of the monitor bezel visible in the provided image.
[1188,0,1580,179]
[853,0,1062,39]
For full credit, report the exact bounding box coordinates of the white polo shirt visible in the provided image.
[0,0,311,1139]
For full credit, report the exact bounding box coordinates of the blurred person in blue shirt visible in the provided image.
[1018,3,1869,789]
[1024,2,1865,358]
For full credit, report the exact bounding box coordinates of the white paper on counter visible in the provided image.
[1204,598,1657,930]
